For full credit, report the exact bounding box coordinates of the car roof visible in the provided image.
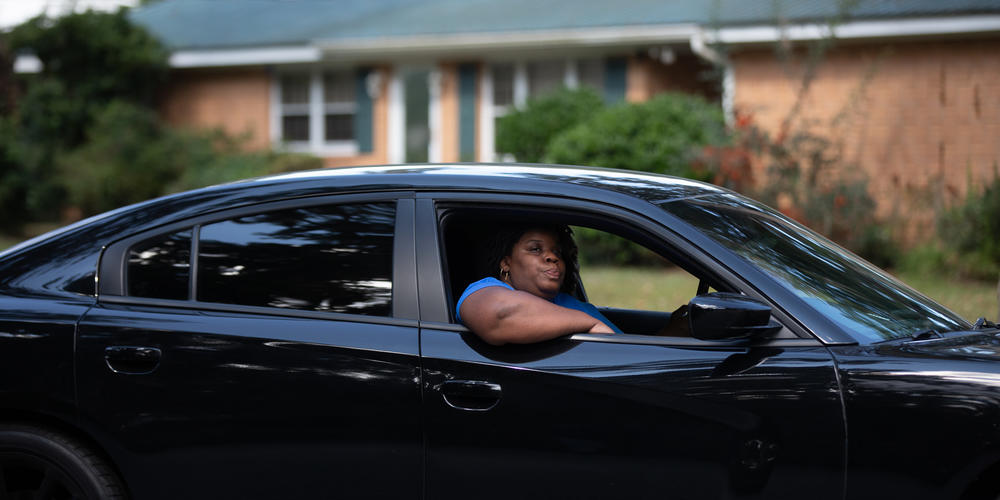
[0,163,726,264]
[241,163,726,202]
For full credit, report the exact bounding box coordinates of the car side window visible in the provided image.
[573,226,702,314]
[196,202,395,315]
[128,229,192,301]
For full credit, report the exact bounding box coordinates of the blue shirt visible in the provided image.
[455,277,623,334]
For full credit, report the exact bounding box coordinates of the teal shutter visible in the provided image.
[355,68,374,153]
[604,57,627,104]
[458,63,478,162]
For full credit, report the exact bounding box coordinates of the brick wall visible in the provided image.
[732,37,1000,241]
[160,67,272,150]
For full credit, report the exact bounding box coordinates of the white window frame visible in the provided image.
[271,68,359,157]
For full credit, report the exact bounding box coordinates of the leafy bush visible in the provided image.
[718,111,899,267]
[9,9,167,148]
[495,88,603,162]
[0,9,169,228]
[0,117,30,232]
[573,226,671,268]
[1,10,320,225]
[937,172,1000,280]
[544,93,727,180]
[57,101,321,216]
[56,101,177,215]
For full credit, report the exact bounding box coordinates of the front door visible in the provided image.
[421,332,844,499]
[417,197,845,499]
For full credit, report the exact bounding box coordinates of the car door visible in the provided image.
[76,196,422,499]
[416,195,846,499]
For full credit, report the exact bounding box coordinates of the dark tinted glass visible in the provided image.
[128,229,192,300]
[662,194,970,342]
[325,114,354,141]
[282,115,309,141]
[197,203,395,316]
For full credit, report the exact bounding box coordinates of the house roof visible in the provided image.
[132,0,1000,51]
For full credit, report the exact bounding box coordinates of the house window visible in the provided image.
[577,59,604,91]
[527,60,565,97]
[277,70,360,154]
[280,74,310,142]
[492,63,514,108]
[323,71,356,141]
[491,58,605,111]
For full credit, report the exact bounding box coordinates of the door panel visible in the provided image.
[77,305,421,499]
[421,329,844,499]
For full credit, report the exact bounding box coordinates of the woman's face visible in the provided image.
[501,229,565,300]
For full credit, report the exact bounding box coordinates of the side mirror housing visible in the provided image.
[688,292,781,341]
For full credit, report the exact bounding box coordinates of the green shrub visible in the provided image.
[57,101,322,216]
[0,117,30,233]
[166,139,321,193]
[56,101,181,215]
[495,87,604,163]
[0,9,169,226]
[938,173,1000,280]
[544,93,727,180]
[573,226,671,268]
[742,123,898,267]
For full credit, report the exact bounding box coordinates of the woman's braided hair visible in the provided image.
[483,223,579,295]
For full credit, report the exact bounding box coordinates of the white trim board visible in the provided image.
[170,46,321,68]
[708,15,1000,45]
[315,24,698,54]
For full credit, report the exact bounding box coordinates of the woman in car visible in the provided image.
[456,224,622,345]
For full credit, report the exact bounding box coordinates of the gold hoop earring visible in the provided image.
[500,268,511,282]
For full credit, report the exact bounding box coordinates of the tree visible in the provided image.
[0,9,168,224]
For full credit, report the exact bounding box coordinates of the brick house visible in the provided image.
[130,0,1000,236]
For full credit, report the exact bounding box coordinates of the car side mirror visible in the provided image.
[688,292,781,341]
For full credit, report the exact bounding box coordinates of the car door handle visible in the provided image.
[436,380,502,411]
[104,346,161,374]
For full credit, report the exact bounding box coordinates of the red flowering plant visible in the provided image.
[694,109,897,267]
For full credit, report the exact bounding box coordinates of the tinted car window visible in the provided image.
[662,194,970,342]
[128,229,192,300]
[197,203,395,315]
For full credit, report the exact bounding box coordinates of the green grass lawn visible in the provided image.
[892,270,996,322]
[581,265,998,323]
[0,235,23,252]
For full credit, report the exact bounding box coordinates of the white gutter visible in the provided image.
[314,24,698,55]
[707,14,1000,45]
[690,30,734,126]
[168,46,321,68]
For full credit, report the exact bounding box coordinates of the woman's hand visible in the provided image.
[588,322,615,335]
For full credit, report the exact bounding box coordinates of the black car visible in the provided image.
[1,164,998,499]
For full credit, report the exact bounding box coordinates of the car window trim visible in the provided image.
[413,191,846,344]
[416,320,823,348]
[97,294,421,329]
[99,192,416,321]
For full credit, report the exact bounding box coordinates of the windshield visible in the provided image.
[661,194,971,342]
